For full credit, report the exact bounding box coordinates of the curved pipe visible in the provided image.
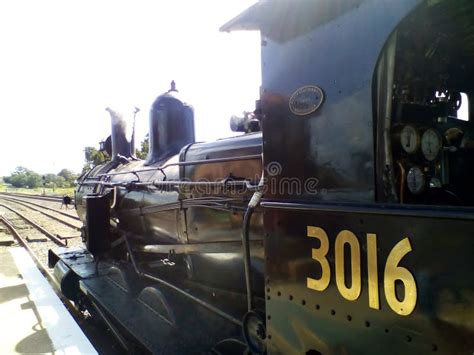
[242,206,255,311]
[241,173,264,312]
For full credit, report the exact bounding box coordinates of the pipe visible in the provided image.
[97,154,262,177]
[396,162,405,203]
[241,173,265,311]
[131,107,140,159]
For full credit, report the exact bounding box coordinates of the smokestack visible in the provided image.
[105,107,135,161]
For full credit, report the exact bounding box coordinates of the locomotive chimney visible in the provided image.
[105,107,135,161]
[145,81,195,165]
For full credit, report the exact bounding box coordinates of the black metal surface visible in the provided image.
[54,260,80,301]
[261,200,474,221]
[263,207,474,354]
[242,206,256,311]
[80,264,243,354]
[146,84,195,165]
[85,194,111,257]
[96,153,262,177]
[258,0,420,203]
[49,247,109,279]
[106,107,135,160]
[247,0,473,353]
[134,240,263,255]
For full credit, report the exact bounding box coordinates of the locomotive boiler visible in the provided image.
[49,0,474,354]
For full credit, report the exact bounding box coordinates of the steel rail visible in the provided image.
[0,216,84,322]
[0,196,80,221]
[0,192,65,202]
[0,197,81,230]
[0,203,67,246]
[0,216,59,282]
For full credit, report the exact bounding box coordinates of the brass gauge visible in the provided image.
[400,125,420,154]
[445,127,464,147]
[429,177,442,188]
[407,166,425,194]
[421,128,442,161]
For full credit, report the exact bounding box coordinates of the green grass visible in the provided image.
[0,184,75,197]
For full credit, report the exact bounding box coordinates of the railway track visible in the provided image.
[0,201,83,269]
[0,191,71,203]
[0,202,124,355]
[0,197,81,228]
[0,193,78,218]
[0,215,63,280]
[2,195,80,219]
[0,195,84,274]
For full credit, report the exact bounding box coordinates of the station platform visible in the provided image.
[0,246,97,354]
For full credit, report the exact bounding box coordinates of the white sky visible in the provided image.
[0,0,260,176]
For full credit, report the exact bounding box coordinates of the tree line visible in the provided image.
[3,167,78,189]
[2,136,149,189]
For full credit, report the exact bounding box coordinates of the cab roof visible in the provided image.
[220,0,364,42]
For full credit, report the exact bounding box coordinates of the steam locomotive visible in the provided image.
[49,0,474,354]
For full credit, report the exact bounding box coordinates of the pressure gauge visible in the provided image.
[421,129,442,161]
[429,177,442,188]
[407,166,425,194]
[400,125,420,154]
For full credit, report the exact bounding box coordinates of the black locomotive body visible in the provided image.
[49,0,474,354]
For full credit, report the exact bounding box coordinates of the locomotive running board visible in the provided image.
[80,275,175,353]
[79,264,243,353]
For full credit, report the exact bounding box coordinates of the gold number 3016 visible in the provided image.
[306,226,417,316]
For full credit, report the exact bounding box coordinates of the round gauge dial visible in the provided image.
[421,129,442,161]
[400,125,419,154]
[445,127,464,146]
[429,177,442,188]
[407,166,425,194]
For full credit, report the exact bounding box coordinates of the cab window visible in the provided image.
[374,0,474,206]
